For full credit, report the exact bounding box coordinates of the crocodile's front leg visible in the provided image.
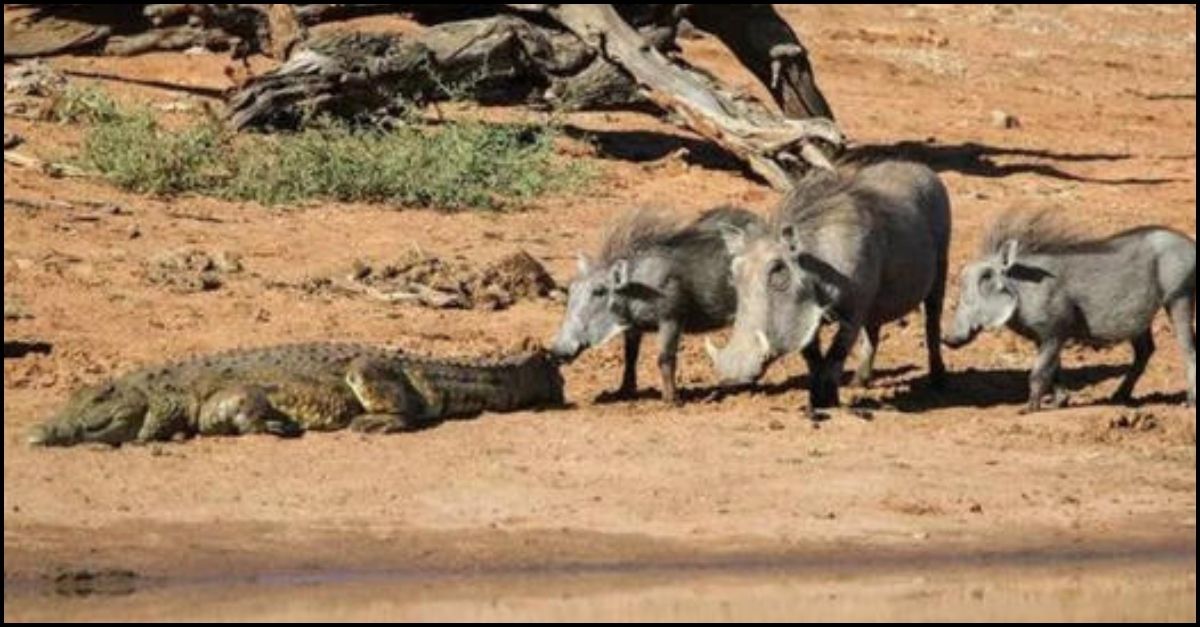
[344,357,435,433]
[136,393,192,443]
[199,385,303,438]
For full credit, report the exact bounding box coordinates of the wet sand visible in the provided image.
[6,539,1195,622]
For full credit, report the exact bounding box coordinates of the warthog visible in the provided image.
[551,206,766,404]
[707,161,952,410]
[943,211,1196,411]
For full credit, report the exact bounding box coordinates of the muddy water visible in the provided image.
[6,547,1195,622]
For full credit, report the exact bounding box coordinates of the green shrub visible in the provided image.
[73,95,591,210]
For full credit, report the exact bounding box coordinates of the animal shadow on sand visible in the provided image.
[879,364,1188,413]
[593,366,920,406]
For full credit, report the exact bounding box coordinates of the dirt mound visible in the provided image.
[145,248,244,293]
[345,249,559,311]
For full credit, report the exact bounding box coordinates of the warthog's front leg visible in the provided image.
[813,320,863,409]
[608,329,643,401]
[1023,338,1065,414]
[657,319,683,405]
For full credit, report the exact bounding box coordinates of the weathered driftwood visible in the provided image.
[540,5,840,188]
[5,3,843,188]
[4,4,302,59]
[3,151,88,178]
[226,14,636,131]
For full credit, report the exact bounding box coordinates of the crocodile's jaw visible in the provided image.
[31,384,149,447]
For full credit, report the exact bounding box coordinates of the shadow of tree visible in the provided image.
[850,141,1186,186]
[562,126,745,173]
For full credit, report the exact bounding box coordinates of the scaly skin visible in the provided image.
[29,343,565,447]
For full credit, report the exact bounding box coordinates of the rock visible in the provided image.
[991,109,1021,130]
[4,295,33,321]
[3,60,68,96]
[145,248,243,293]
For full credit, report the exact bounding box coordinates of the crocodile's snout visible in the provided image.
[26,425,51,447]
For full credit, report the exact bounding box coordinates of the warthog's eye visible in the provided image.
[768,261,791,292]
[591,286,609,298]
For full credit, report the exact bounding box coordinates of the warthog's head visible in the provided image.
[550,254,632,363]
[707,226,837,386]
[944,240,1022,349]
[28,383,149,447]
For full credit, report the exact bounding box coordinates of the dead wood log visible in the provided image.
[545,4,840,188]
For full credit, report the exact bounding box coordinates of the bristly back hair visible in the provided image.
[770,159,878,232]
[597,207,684,266]
[981,208,1100,256]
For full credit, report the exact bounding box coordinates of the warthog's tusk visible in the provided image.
[705,338,722,362]
[756,331,771,356]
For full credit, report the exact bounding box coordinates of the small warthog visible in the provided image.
[707,161,952,410]
[551,206,766,404]
[944,211,1196,411]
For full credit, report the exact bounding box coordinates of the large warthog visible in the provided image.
[943,211,1196,411]
[552,206,766,404]
[707,161,952,410]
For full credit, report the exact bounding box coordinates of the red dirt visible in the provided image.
[3,4,1196,620]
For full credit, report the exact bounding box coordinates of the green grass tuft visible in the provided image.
[70,93,592,210]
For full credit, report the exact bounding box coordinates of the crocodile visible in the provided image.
[29,342,565,447]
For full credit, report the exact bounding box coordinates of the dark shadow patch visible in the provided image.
[885,365,1131,413]
[562,126,745,173]
[849,141,1183,186]
[4,341,52,360]
[52,568,140,598]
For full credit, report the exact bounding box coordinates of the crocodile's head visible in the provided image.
[29,383,149,447]
[520,350,566,407]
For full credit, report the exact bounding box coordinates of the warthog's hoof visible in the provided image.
[596,387,639,404]
[806,408,833,423]
[849,372,872,390]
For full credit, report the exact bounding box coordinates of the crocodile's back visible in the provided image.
[35,342,565,446]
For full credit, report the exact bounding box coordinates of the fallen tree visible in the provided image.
[4,4,844,188]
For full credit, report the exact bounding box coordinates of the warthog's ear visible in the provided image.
[576,253,593,277]
[1000,240,1021,271]
[612,261,667,300]
[719,225,748,257]
[779,225,801,254]
[610,259,630,288]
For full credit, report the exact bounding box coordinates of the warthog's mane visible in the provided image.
[981,209,1116,256]
[770,160,880,233]
[597,208,689,266]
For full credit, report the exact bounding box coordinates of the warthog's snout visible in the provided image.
[941,326,979,350]
[548,339,585,365]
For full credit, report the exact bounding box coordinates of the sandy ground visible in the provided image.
[3,4,1196,621]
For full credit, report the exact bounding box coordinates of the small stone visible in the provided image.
[768,419,786,431]
[991,109,1021,129]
